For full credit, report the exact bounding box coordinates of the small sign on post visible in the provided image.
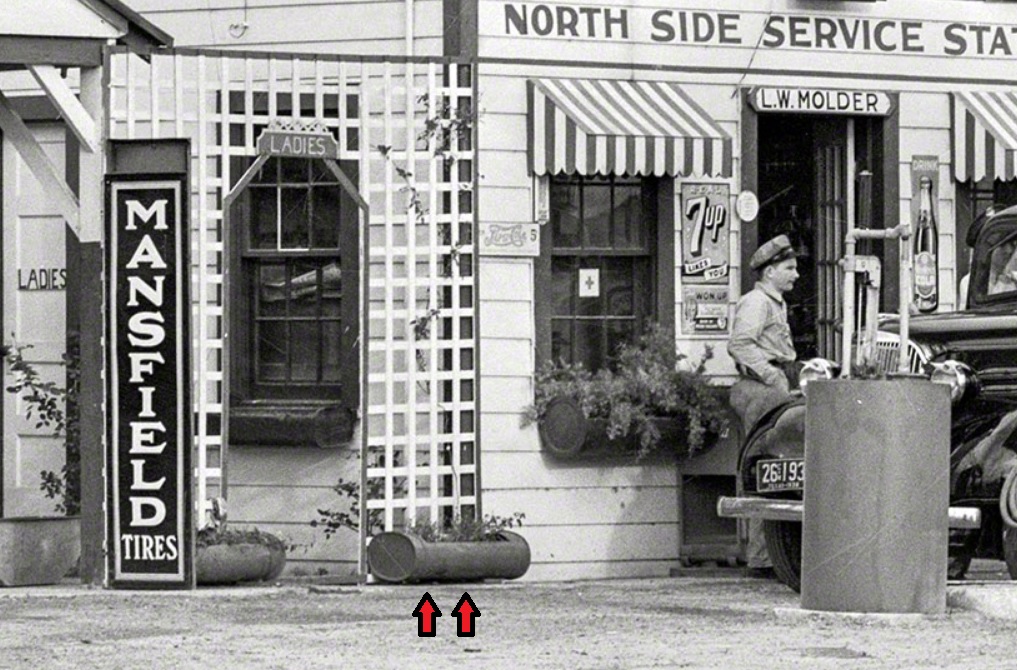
[106,175,193,589]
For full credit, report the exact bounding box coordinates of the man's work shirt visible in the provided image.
[728,281,797,389]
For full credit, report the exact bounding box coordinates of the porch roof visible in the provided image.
[0,0,171,67]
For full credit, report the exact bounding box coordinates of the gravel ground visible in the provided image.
[1,566,1016,669]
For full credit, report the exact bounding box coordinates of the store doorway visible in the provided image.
[757,114,883,362]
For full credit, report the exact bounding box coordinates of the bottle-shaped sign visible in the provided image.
[913,176,939,312]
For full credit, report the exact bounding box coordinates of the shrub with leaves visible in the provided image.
[524,324,727,458]
[3,338,80,516]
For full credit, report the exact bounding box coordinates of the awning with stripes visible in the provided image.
[952,91,1017,182]
[528,78,732,179]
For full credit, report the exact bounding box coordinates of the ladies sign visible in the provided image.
[106,176,193,588]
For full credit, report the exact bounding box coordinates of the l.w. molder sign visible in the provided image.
[107,177,192,588]
[750,88,893,116]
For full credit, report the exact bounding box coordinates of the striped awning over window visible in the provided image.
[528,78,732,179]
[952,91,1017,182]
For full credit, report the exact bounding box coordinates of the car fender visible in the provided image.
[952,407,1017,500]
[737,396,806,496]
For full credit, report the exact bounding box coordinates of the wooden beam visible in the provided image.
[76,66,106,586]
[0,37,103,68]
[28,66,99,153]
[0,89,79,236]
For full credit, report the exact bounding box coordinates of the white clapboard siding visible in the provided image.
[132,0,445,57]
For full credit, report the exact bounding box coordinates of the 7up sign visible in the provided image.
[681,182,730,284]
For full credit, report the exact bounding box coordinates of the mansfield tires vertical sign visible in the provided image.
[107,176,193,588]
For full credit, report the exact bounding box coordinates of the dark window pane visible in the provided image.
[613,185,643,249]
[322,321,342,382]
[311,159,333,184]
[290,262,321,316]
[551,182,581,248]
[575,320,604,371]
[321,261,342,316]
[602,258,635,316]
[606,319,636,365]
[280,188,310,248]
[551,257,573,316]
[583,185,611,248]
[257,321,287,382]
[576,259,603,317]
[634,259,653,317]
[280,156,308,183]
[551,320,572,364]
[290,321,319,381]
[250,188,277,249]
[253,157,277,184]
[257,264,288,317]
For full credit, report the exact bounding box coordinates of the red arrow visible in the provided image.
[452,592,481,637]
[412,592,442,637]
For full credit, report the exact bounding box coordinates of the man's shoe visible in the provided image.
[744,566,776,579]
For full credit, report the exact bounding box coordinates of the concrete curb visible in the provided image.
[947,584,1017,620]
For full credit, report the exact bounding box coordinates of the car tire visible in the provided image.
[763,520,801,593]
[1004,526,1017,580]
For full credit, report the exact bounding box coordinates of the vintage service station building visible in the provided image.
[2,0,1017,584]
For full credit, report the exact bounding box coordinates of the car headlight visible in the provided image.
[799,357,841,395]
[927,360,978,404]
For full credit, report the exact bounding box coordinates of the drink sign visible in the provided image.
[106,176,193,588]
[681,182,730,284]
[682,285,730,334]
[911,156,939,313]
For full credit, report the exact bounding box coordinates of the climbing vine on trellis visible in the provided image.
[377,92,477,380]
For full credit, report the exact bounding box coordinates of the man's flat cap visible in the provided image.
[750,234,795,271]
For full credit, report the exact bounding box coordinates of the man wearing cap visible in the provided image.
[728,234,800,578]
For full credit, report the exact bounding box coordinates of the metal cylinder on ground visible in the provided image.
[801,379,949,614]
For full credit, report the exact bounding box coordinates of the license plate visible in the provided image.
[756,458,805,493]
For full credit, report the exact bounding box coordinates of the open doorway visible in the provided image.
[756,114,883,362]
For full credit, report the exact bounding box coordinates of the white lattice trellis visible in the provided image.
[107,49,478,569]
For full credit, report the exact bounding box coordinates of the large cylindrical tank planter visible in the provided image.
[0,516,80,586]
[802,379,950,614]
[196,543,287,585]
[367,531,531,583]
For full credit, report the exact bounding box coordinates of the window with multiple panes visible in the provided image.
[229,156,359,405]
[538,175,663,372]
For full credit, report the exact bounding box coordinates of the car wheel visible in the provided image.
[1005,526,1017,579]
[763,520,801,593]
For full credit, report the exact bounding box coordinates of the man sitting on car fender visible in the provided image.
[728,234,800,578]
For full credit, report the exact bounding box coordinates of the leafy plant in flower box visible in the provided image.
[525,323,728,460]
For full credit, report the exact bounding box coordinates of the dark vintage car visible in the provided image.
[727,205,1017,592]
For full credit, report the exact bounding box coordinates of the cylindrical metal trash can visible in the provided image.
[801,379,950,614]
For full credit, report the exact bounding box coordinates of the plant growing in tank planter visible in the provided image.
[195,522,288,586]
[0,339,82,586]
[523,324,729,461]
[365,512,530,584]
[314,481,531,583]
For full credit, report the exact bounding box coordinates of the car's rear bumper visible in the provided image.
[717,496,982,529]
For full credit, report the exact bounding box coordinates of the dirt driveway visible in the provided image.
[2,570,1016,669]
